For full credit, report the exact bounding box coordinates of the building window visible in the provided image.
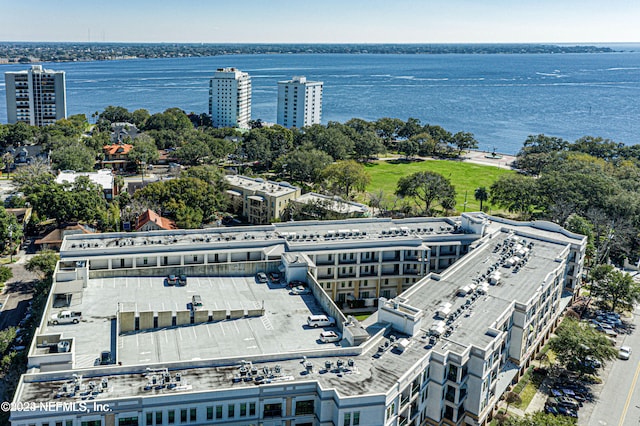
[353,412,360,425]
[343,412,351,426]
[295,400,315,415]
[206,406,213,420]
[249,402,256,416]
[146,413,153,426]
[263,403,282,418]
[118,419,138,426]
[168,409,175,424]
[240,403,247,417]
[155,412,162,424]
[228,404,235,418]
[216,406,223,419]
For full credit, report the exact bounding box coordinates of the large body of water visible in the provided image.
[1,50,639,154]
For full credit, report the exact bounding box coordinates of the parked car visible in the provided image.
[290,285,310,295]
[268,272,281,282]
[556,405,578,418]
[256,272,268,283]
[619,346,632,360]
[191,295,203,310]
[319,331,341,343]
[307,315,336,328]
[547,396,580,410]
[177,274,187,286]
[167,275,177,285]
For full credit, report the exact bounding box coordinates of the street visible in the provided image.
[584,304,640,426]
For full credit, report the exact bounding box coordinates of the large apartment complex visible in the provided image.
[277,76,323,128]
[4,65,67,126]
[11,214,586,426]
[208,68,251,129]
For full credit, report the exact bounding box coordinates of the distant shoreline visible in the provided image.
[0,42,618,64]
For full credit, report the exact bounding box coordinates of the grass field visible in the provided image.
[364,158,514,213]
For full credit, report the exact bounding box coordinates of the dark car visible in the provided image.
[268,272,281,282]
[178,274,187,286]
[167,275,177,285]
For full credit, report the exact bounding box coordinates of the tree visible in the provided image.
[504,391,521,412]
[176,138,211,166]
[398,117,423,139]
[131,109,150,128]
[25,250,59,282]
[299,124,354,160]
[374,117,404,148]
[395,171,456,215]
[490,174,539,219]
[588,265,640,312]
[0,206,22,253]
[99,106,133,124]
[273,144,333,184]
[128,134,160,169]
[450,131,478,156]
[0,266,13,285]
[143,108,193,133]
[50,142,97,172]
[549,318,617,376]
[321,160,371,200]
[474,187,489,212]
[2,152,14,176]
[352,130,385,162]
[397,139,419,159]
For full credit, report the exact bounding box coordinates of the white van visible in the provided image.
[307,315,336,328]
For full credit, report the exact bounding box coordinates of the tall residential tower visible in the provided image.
[4,65,67,126]
[208,67,251,129]
[277,76,323,128]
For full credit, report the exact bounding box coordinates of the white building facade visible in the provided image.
[4,65,67,126]
[277,76,322,128]
[209,68,251,129]
[10,214,587,426]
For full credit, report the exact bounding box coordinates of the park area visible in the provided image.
[364,158,514,213]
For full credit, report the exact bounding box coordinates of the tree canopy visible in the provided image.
[549,318,617,376]
[395,171,456,214]
[322,160,371,200]
[588,265,640,312]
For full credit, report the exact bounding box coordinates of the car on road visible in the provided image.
[256,272,268,283]
[290,285,311,295]
[619,346,632,360]
[167,275,177,285]
[319,331,341,343]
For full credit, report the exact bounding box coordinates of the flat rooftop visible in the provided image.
[59,217,464,255]
[225,175,299,197]
[44,276,339,368]
[400,229,570,350]
[17,219,585,403]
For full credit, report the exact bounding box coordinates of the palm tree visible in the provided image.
[474,186,489,212]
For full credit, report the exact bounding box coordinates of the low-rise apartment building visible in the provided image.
[10,213,586,426]
[225,175,301,224]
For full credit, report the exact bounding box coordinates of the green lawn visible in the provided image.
[364,159,514,213]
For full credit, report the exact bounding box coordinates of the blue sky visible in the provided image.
[1,0,638,43]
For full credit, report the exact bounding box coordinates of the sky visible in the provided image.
[1,0,638,44]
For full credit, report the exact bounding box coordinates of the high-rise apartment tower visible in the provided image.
[5,65,67,126]
[277,76,323,128]
[209,67,251,129]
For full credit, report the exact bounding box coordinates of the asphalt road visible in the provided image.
[0,262,37,331]
[584,304,640,426]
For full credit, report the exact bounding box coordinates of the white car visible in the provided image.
[319,331,341,343]
[290,285,310,295]
[619,346,632,360]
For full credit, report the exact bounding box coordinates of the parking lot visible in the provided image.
[44,275,341,367]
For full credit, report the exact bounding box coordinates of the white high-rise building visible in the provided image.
[209,67,251,129]
[4,65,67,126]
[277,76,323,128]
